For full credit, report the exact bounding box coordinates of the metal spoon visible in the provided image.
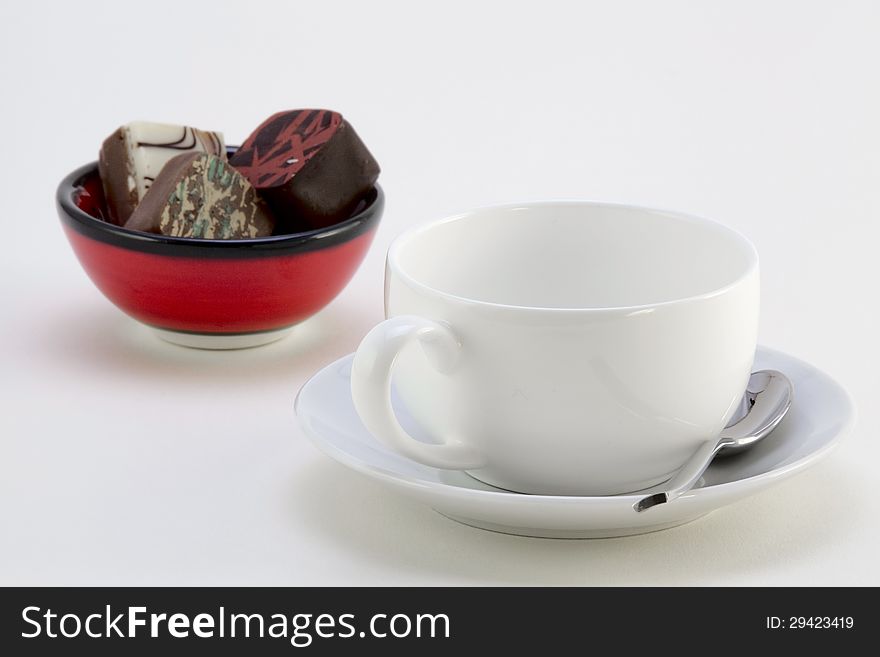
[634,370,793,512]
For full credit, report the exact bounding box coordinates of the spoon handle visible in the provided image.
[634,369,792,513]
[634,436,733,512]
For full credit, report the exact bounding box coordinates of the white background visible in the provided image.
[1,0,877,585]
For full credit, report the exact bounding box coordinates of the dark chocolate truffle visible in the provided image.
[229,109,380,230]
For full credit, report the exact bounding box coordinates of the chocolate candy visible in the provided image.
[125,153,275,239]
[230,110,379,230]
[99,122,225,225]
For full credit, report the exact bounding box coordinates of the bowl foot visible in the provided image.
[152,326,294,350]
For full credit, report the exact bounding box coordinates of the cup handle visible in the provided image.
[351,315,487,470]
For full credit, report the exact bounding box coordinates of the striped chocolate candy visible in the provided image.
[125,153,275,239]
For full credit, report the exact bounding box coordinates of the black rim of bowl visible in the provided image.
[57,159,384,259]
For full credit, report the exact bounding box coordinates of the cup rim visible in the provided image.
[387,199,760,314]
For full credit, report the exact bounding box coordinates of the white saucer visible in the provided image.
[295,346,854,538]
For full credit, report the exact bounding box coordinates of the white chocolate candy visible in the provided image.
[124,122,225,199]
[99,121,225,224]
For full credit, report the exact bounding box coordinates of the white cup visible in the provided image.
[351,201,759,496]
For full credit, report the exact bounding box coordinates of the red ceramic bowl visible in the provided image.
[56,157,383,348]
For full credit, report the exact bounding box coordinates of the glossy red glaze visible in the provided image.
[74,171,108,220]
[64,227,376,333]
[58,160,382,335]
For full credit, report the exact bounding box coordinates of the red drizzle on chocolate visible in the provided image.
[230,110,343,188]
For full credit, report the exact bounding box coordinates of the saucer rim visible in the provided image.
[295,345,854,505]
